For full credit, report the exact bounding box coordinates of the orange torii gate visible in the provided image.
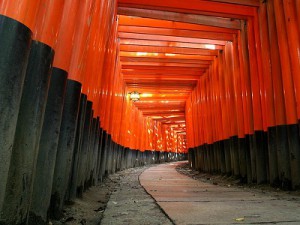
[0,0,300,224]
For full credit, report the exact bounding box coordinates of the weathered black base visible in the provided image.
[29,68,68,224]
[2,40,54,225]
[0,15,32,217]
[50,79,82,219]
[189,124,300,190]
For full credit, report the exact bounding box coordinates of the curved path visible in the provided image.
[140,161,300,225]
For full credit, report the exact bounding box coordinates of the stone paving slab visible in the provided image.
[140,162,300,225]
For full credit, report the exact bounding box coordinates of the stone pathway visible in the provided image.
[56,162,300,225]
[140,161,300,225]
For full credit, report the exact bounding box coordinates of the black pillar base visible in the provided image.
[76,101,93,197]
[68,94,87,200]
[287,124,300,189]
[50,79,81,219]
[268,126,280,187]
[276,125,292,190]
[2,40,54,225]
[255,131,268,184]
[230,136,240,177]
[29,68,68,225]
[0,15,32,214]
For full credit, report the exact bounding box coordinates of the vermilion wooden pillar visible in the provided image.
[30,0,81,223]
[270,0,298,187]
[297,0,300,35]
[253,12,271,183]
[274,0,300,189]
[0,0,39,216]
[2,0,66,223]
[258,0,279,186]
[266,0,288,189]
[240,20,256,183]
[0,1,46,224]
[232,35,247,180]
[283,0,300,119]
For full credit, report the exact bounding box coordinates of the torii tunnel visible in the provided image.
[1,0,300,224]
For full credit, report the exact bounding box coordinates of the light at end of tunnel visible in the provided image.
[140,93,153,97]
[204,44,216,50]
[136,52,148,56]
[165,53,176,57]
[136,52,159,57]
[129,91,140,102]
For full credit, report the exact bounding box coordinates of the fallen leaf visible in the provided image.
[234,217,245,221]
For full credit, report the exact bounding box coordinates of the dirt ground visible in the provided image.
[50,176,115,225]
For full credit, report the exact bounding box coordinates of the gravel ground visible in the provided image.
[51,165,173,225]
[51,177,114,225]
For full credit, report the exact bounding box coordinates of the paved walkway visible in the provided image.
[140,161,300,225]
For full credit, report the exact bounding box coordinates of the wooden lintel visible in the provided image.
[207,0,259,7]
[118,7,242,30]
